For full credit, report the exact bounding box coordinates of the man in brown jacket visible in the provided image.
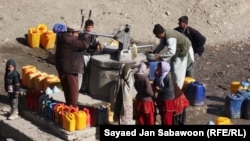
[55,23,90,107]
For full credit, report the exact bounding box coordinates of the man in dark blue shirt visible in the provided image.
[174,16,206,57]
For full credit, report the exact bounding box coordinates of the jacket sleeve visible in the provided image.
[64,33,91,51]
[4,73,8,92]
[153,39,165,53]
[13,72,21,94]
[160,38,176,62]
[144,78,154,97]
[189,27,206,48]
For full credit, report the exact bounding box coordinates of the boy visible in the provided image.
[4,59,21,120]
[80,19,103,93]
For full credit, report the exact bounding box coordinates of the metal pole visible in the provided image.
[85,31,115,38]
[137,44,154,48]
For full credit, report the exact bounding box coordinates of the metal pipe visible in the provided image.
[137,44,154,48]
[85,31,115,38]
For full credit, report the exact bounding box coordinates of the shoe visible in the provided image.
[8,111,19,120]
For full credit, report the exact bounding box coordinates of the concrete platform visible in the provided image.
[0,90,208,140]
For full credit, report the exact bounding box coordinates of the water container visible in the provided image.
[241,97,250,119]
[130,43,137,59]
[27,89,40,111]
[106,103,114,123]
[240,81,249,90]
[224,94,244,119]
[68,105,79,113]
[63,113,76,132]
[74,110,87,130]
[45,87,53,95]
[25,89,34,110]
[148,62,158,81]
[119,49,131,61]
[44,99,53,118]
[32,90,43,112]
[38,94,50,115]
[230,81,241,94]
[34,72,47,91]
[41,30,56,49]
[237,90,250,99]
[59,105,70,126]
[182,77,195,93]
[48,102,57,120]
[83,108,91,127]
[52,86,61,93]
[53,23,67,33]
[215,116,233,125]
[27,70,41,89]
[83,106,96,126]
[44,75,61,91]
[22,65,37,87]
[97,105,108,125]
[53,103,65,124]
[43,74,55,89]
[37,23,48,35]
[28,28,40,48]
[186,81,206,106]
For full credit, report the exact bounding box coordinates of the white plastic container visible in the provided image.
[130,43,137,59]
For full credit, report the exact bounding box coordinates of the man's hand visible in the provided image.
[154,53,161,61]
[97,43,103,51]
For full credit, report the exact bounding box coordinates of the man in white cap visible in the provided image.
[55,22,91,107]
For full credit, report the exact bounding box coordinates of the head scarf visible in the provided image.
[157,61,171,88]
[119,64,132,87]
[136,62,149,76]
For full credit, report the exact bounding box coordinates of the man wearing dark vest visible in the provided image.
[153,24,194,89]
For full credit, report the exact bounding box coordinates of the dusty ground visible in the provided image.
[0,0,250,125]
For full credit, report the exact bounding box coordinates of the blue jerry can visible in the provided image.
[241,97,250,119]
[224,94,244,119]
[186,81,206,106]
[148,62,158,81]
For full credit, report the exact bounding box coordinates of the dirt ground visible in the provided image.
[1,0,250,125]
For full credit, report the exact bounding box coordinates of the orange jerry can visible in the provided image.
[41,30,56,49]
[34,72,48,91]
[22,65,37,87]
[37,23,48,35]
[27,70,41,89]
[53,103,66,124]
[28,28,40,48]
[44,75,61,91]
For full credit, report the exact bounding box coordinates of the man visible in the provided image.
[153,24,194,89]
[80,19,103,93]
[174,16,206,57]
[55,23,90,106]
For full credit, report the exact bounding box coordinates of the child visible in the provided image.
[153,61,189,125]
[4,59,21,120]
[80,19,103,93]
[134,62,155,125]
[113,64,135,125]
